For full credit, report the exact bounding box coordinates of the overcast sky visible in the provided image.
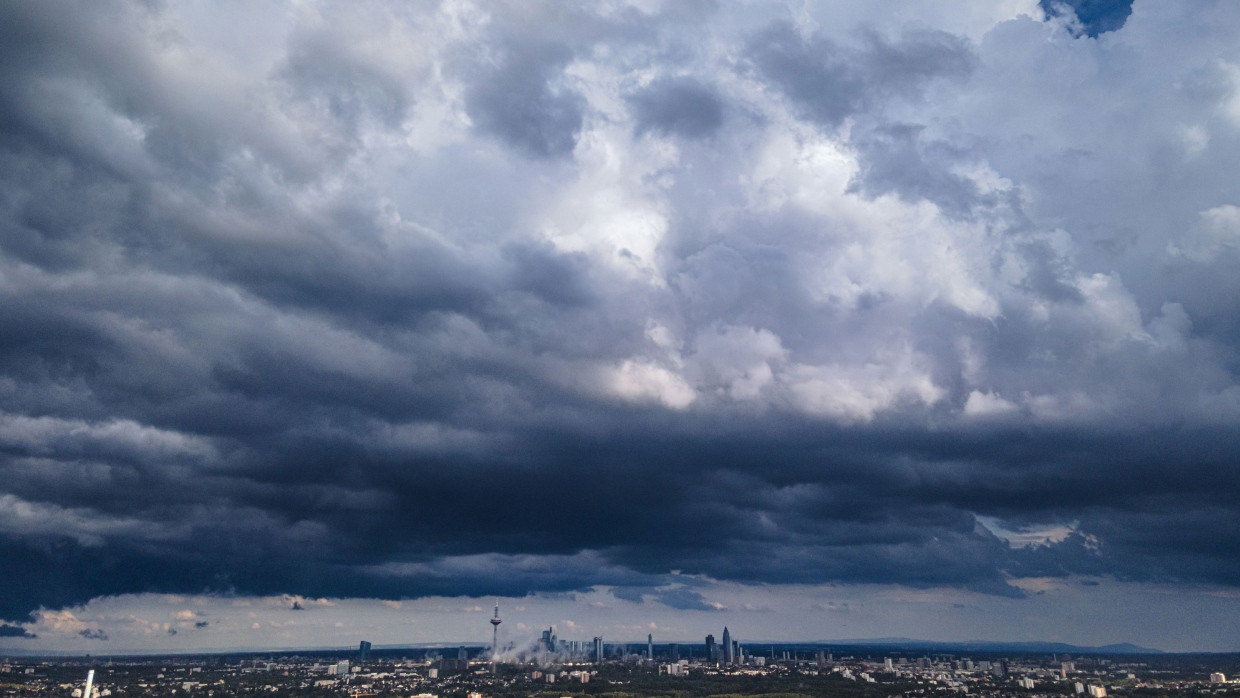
[4,0,1240,654]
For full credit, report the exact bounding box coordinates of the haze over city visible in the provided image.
[3,0,1240,655]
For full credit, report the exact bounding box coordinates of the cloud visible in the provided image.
[1,0,1240,648]
[629,77,725,139]
[79,628,108,641]
[747,20,975,129]
[0,624,35,639]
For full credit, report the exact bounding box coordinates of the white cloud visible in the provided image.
[603,359,697,409]
[963,390,1019,418]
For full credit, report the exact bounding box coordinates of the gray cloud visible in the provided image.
[463,40,584,159]
[629,77,725,139]
[748,21,974,128]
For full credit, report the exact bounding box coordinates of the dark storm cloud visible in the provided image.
[0,624,35,639]
[79,628,108,641]
[3,0,1240,635]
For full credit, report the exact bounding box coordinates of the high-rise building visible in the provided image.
[705,634,716,662]
[358,641,371,661]
[648,634,653,659]
[540,627,557,654]
[593,637,604,664]
[336,660,350,676]
[722,627,733,665]
[670,643,679,661]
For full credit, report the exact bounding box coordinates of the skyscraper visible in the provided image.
[593,636,604,664]
[358,641,371,661]
[647,633,653,659]
[722,627,734,665]
[540,627,557,654]
[705,634,716,662]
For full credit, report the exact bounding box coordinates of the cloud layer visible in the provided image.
[3,0,1240,642]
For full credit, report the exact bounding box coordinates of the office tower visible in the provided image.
[540,627,557,654]
[593,637,604,664]
[816,650,825,668]
[705,634,717,662]
[722,627,733,664]
[670,643,679,661]
[336,660,350,676]
[648,633,653,659]
[358,641,371,661]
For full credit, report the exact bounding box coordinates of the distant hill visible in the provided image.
[823,638,1163,655]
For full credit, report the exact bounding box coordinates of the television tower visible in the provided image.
[489,602,502,673]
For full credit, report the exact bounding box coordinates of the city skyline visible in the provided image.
[4,0,1240,655]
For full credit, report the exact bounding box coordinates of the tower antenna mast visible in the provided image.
[489,602,502,674]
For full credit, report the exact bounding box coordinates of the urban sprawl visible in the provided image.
[4,620,1240,698]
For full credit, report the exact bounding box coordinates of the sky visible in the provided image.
[3,0,1240,654]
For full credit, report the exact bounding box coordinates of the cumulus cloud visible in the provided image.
[1,0,1240,647]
